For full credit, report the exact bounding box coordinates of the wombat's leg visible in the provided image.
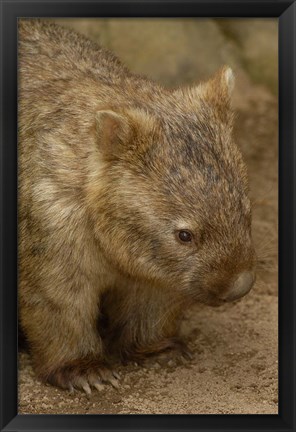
[19,271,119,392]
[101,285,190,364]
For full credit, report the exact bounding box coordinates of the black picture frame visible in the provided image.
[0,1,295,431]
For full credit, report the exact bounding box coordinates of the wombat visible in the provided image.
[18,19,256,393]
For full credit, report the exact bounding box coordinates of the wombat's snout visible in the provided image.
[221,271,256,302]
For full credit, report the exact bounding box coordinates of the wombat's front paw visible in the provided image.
[144,343,193,368]
[130,338,193,368]
[44,358,120,394]
[155,343,193,366]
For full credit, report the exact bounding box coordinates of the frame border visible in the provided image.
[1,1,295,431]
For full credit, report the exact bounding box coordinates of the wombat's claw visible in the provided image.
[82,382,92,396]
[113,371,120,380]
[87,375,105,392]
[101,368,121,385]
[72,376,93,395]
[93,381,104,392]
[97,367,120,389]
[85,369,120,393]
[181,347,194,361]
[75,372,119,395]
[68,384,74,393]
[110,378,120,389]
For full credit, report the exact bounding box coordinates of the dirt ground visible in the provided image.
[18,54,278,414]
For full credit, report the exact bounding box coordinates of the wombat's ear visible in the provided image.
[197,66,235,123]
[204,66,235,104]
[214,66,235,97]
[174,66,234,123]
[95,110,131,158]
[222,66,235,94]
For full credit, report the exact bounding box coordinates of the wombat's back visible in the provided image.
[19,19,130,87]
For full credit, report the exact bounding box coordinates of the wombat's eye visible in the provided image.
[177,230,193,244]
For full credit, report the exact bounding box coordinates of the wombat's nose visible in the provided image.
[222,271,255,302]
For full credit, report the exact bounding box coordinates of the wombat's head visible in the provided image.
[90,66,256,306]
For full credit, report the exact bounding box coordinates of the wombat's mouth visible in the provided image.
[200,295,225,308]
[194,288,225,307]
[200,293,241,308]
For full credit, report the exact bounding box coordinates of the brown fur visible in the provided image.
[18,19,256,390]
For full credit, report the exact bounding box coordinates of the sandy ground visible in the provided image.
[18,77,278,414]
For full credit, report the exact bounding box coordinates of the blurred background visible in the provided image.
[19,18,278,415]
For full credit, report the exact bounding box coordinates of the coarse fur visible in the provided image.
[18,19,256,391]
